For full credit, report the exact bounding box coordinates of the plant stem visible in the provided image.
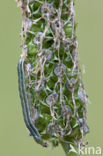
[60,142,80,156]
[61,142,70,156]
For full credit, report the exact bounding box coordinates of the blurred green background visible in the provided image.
[0,0,103,156]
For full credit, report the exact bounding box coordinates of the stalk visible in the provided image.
[61,142,74,156]
[17,0,89,155]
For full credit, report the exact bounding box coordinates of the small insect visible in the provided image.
[17,58,47,147]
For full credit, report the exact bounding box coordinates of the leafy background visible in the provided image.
[0,0,103,156]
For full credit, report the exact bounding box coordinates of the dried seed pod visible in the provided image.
[34,79,46,92]
[78,88,87,104]
[62,38,71,51]
[66,78,76,91]
[77,118,84,127]
[83,124,89,134]
[26,18,33,30]
[54,64,66,77]
[33,32,43,45]
[69,78,76,87]
[46,92,58,105]
[61,105,72,117]
[47,122,60,137]
[77,118,89,134]
[63,38,71,44]
[43,49,53,61]
[41,2,55,19]
[47,122,56,136]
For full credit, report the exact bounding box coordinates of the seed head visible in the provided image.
[46,92,58,105]
[61,105,72,117]
[43,49,53,61]
[54,64,66,77]
[34,79,46,92]
[66,78,76,91]
[47,122,56,136]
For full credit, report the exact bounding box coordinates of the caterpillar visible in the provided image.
[17,58,47,147]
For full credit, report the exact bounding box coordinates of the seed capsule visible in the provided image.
[63,38,71,51]
[54,64,66,77]
[46,92,58,105]
[78,88,87,104]
[77,118,84,127]
[34,79,46,92]
[33,32,43,45]
[47,122,59,137]
[26,18,33,30]
[61,105,72,117]
[83,124,89,134]
[47,122,55,136]
[43,49,53,61]
[41,2,55,19]
[66,78,76,91]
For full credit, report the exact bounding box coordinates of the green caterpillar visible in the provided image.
[17,58,47,147]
